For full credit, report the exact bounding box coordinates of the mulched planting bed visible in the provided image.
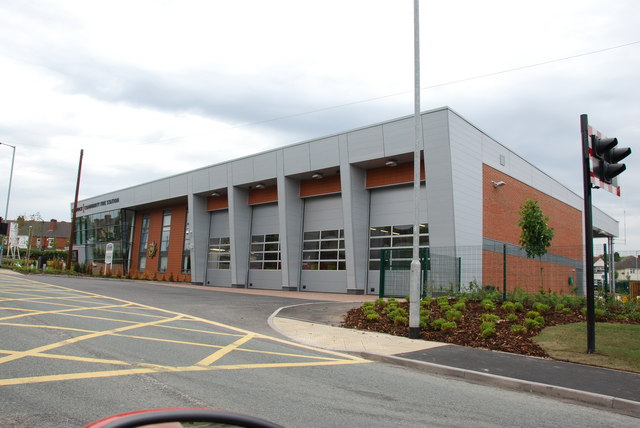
[342,298,638,358]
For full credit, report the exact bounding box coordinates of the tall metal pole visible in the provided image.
[580,114,596,353]
[0,142,15,265]
[409,0,422,339]
[67,149,84,270]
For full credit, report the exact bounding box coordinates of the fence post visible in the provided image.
[379,249,387,298]
[503,243,507,301]
[457,257,461,292]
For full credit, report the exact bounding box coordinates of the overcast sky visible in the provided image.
[0,0,638,253]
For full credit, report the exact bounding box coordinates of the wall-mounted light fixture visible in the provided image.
[492,181,506,188]
[311,173,324,180]
[385,159,398,167]
[211,191,221,197]
[255,183,265,189]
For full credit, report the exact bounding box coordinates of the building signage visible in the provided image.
[75,198,120,214]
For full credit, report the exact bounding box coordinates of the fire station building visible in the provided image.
[73,107,618,295]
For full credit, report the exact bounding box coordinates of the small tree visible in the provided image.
[518,199,554,259]
[518,199,554,288]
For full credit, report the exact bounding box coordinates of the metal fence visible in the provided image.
[379,242,585,298]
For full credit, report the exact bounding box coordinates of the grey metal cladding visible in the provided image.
[309,136,340,170]
[347,125,384,163]
[252,152,277,181]
[382,117,414,157]
[190,169,209,194]
[231,157,254,185]
[169,174,188,197]
[283,144,311,176]
[209,164,228,190]
[448,111,483,247]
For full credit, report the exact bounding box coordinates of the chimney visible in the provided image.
[48,219,57,231]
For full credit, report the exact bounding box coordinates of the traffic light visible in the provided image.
[591,135,632,184]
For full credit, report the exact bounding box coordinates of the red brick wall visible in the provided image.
[130,203,191,281]
[483,164,582,293]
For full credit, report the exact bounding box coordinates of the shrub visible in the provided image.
[420,297,433,308]
[375,298,387,308]
[511,324,527,334]
[480,313,500,323]
[514,302,525,312]
[439,304,452,312]
[437,296,449,306]
[480,299,496,311]
[506,313,519,323]
[366,312,379,321]
[480,321,496,331]
[501,301,516,313]
[445,309,463,322]
[526,311,541,319]
[532,302,550,313]
[419,316,430,328]
[561,295,584,309]
[452,301,467,312]
[393,316,408,325]
[387,307,408,323]
[431,318,446,331]
[362,301,375,310]
[441,321,457,332]
[481,325,497,338]
[554,303,565,312]
[524,317,543,330]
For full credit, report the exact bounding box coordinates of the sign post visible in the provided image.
[105,243,114,272]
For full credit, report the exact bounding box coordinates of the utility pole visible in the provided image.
[67,150,84,270]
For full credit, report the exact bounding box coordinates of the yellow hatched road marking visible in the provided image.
[196,333,256,366]
[0,302,134,322]
[0,359,368,387]
[0,315,184,365]
[0,272,368,386]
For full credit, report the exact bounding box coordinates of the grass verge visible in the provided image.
[534,322,640,373]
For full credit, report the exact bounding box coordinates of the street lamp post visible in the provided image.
[408,0,422,339]
[0,142,16,265]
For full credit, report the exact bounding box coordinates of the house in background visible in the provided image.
[7,219,71,252]
[616,255,640,282]
[593,256,606,287]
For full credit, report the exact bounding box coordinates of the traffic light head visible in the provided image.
[591,135,631,184]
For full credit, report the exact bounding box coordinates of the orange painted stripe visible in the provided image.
[366,161,424,188]
[207,195,229,211]
[248,186,278,205]
[300,175,341,198]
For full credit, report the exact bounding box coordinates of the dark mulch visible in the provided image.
[341,299,635,358]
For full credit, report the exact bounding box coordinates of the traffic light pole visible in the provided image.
[580,114,596,353]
